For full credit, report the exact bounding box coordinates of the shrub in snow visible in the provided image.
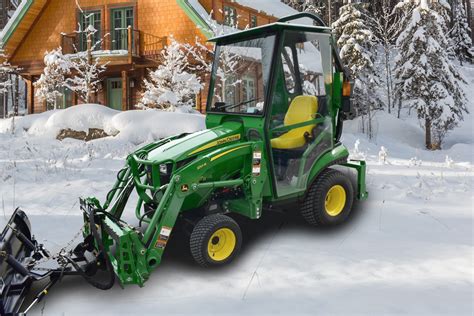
[66,25,107,104]
[445,155,454,168]
[378,146,388,164]
[66,52,107,104]
[394,1,468,150]
[34,48,71,110]
[409,157,422,167]
[351,139,365,160]
[332,2,382,139]
[140,38,203,112]
[448,1,473,65]
[35,24,107,106]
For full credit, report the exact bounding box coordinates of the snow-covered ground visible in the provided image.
[0,71,472,314]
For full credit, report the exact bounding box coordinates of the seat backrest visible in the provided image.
[284,96,318,127]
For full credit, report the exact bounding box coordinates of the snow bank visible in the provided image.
[0,104,206,144]
[108,110,205,144]
[342,110,473,163]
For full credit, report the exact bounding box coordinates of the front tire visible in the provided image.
[301,168,354,226]
[190,214,242,267]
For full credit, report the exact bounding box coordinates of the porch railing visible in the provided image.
[61,27,167,61]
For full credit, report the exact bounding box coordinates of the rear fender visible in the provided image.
[306,144,350,189]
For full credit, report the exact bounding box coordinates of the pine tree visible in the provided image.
[0,50,16,118]
[34,48,71,110]
[140,38,203,111]
[449,0,473,65]
[394,0,468,150]
[299,0,325,17]
[0,51,14,96]
[332,2,381,138]
[282,0,334,24]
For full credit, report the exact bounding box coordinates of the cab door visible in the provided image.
[268,30,334,198]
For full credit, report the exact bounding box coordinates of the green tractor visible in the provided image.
[0,13,367,314]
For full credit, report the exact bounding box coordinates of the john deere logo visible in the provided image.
[216,134,241,145]
[189,134,241,156]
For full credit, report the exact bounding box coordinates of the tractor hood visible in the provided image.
[147,121,244,163]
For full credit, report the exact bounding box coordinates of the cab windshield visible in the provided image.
[208,35,276,115]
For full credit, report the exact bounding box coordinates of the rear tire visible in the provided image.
[190,214,242,267]
[301,168,354,226]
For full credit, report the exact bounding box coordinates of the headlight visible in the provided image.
[159,164,168,175]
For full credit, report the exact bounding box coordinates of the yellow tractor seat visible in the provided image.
[271,96,319,150]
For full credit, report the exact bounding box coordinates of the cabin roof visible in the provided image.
[0,0,48,54]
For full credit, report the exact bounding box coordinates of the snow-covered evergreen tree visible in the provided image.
[34,48,71,110]
[0,51,14,96]
[333,2,382,138]
[394,0,468,150]
[0,50,17,118]
[449,1,472,65]
[140,38,203,111]
[431,0,451,31]
[282,0,328,22]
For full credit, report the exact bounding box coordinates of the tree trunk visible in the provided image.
[397,98,402,118]
[2,94,6,119]
[384,45,392,114]
[465,0,472,39]
[14,75,19,116]
[368,103,373,139]
[327,0,332,25]
[425,117,432,149]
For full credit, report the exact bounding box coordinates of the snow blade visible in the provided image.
[0,206,117,315]
[0,209,37,315]
[0,209,63,316]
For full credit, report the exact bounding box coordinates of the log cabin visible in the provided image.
[0,0,300,114]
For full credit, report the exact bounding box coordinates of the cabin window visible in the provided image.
[52,87,72,110]
[250,15,258,28]
[80,10,102,51]
[112,7,135,51]
[242,76,256,107]
[223,6,237,27]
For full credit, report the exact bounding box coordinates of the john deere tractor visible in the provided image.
[0,13,367,314]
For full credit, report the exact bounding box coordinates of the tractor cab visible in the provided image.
[206,13,353,199]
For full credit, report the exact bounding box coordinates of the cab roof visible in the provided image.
[209,22,332,43]
[209,13,333,44]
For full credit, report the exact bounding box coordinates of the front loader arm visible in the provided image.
[85,140,267,287]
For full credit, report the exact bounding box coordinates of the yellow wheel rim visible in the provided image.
[207,228,236,262]
[325,185,346,217]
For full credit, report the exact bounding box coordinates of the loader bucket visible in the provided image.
[0,209,36,314]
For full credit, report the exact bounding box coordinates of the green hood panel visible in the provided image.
[147,121,244,162]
